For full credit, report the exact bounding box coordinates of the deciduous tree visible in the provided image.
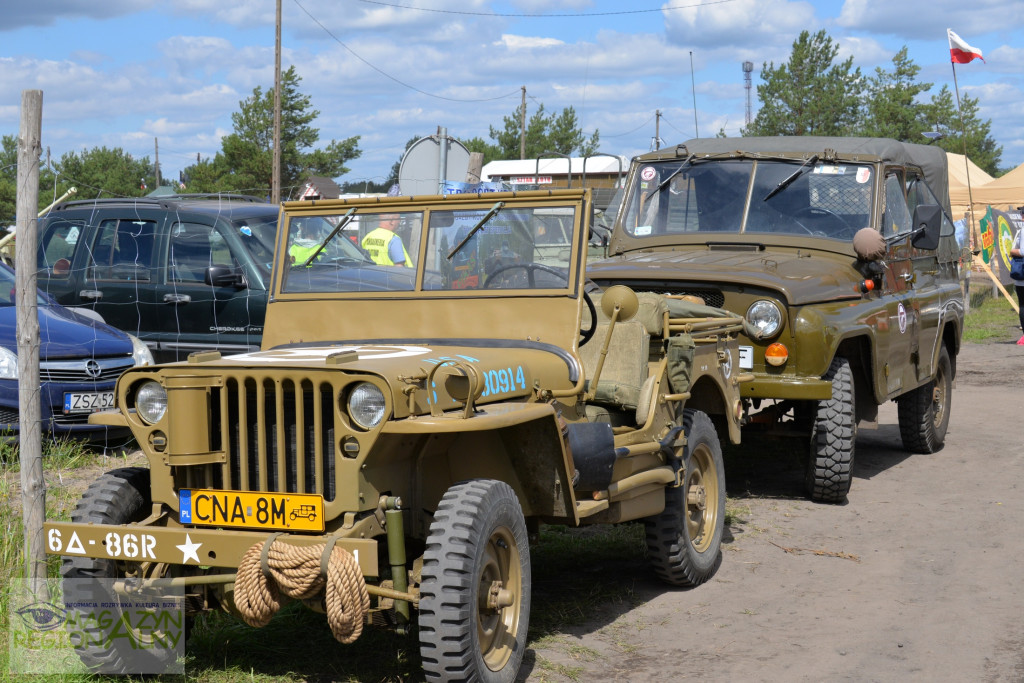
[487,103,599,162]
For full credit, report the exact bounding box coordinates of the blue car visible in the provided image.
[0,262,152,442]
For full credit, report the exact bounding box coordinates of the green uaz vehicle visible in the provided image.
[589,137,966,503]
[46,189,748,681]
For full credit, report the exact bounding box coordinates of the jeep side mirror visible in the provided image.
[910,204,941,251]
[206,265,246,288]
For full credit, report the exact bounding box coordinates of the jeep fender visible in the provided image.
[380,402,579,527]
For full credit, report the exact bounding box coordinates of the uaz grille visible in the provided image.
[175,375,338,501]
[593,280,724,309]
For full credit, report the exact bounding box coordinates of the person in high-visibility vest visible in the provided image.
[362,214,412,267]
[289,219,323,265]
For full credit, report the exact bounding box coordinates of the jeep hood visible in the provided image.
[589,245,863,306]
[190,341,577,406]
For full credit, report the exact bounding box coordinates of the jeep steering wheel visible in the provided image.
[579,290,597,346]
[483,263,597,345]
[792,206,855,238]
[483,262,567,288]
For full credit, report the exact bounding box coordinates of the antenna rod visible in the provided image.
[690,51,698,137]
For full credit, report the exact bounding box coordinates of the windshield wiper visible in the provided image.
[447,201,505,260]
[762,154,819,202]
[644,154,695,201]
[302,208,357,267]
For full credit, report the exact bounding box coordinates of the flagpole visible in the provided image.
[951,58,1019,313]
[949,60,978,251]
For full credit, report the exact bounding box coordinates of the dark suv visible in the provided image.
[36,195,280,363]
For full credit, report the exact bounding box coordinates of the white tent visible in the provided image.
[946,152,994,223]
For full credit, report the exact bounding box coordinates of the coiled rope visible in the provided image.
[234,538,370,644]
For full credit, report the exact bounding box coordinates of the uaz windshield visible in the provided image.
[622,159,874,240]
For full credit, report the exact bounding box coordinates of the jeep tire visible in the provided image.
[644,409,725,586]
[897,345,952,453]
[806,357,856,503]
[61,467,179,674]
[419,479,530,683]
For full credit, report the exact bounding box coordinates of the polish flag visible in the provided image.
[948,29,984,64]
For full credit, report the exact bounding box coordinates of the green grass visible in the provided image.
[964,287,1020,342]
[0,439,661,682]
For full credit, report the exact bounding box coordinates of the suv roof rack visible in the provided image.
[49,193,270,212]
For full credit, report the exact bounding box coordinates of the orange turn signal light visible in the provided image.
[859,279,875,293]
[764,342,788,366]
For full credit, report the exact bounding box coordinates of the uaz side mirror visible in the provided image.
[910,204,942,251]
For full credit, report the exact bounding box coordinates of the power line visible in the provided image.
[602,115,656,139]
[355,0,738,18]
[292,0,520,103]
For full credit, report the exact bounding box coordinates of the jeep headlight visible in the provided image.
[347,382,386,430]
[746,300,783,338]
[136,381,167,424]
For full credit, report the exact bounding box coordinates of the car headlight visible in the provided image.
[746,300,783,338]
[347,382,386,430]
[136,381,167,424]
[0,347,15,379]
[128,334,154,367]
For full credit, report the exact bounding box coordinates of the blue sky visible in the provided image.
[2,0,1022,195]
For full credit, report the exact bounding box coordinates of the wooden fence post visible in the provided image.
[17,89,45,589]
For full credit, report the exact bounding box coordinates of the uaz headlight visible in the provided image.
[347,382,386,430]
[135,381,167,424]
[746,300,783,338]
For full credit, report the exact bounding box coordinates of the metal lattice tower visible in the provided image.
[741,61,757,126]
[743,61,754,126]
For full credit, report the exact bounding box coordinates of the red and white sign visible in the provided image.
[510,176,552,184]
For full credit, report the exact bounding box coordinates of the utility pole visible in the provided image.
[655,110,662,150]
[154,137,161,187]
[519,86,526,160]
[272,0,282,203]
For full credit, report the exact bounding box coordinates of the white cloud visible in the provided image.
[663,0,817,53]
[837,0,1024,40]
[498,35,566,50]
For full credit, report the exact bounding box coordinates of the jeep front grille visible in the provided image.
[175,375,337,501]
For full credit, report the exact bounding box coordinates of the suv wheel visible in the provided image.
[806,357,856,503]
[61,468,179,674]
[644,409,725,586]
[897,345,952,453]
[419,479,530,683]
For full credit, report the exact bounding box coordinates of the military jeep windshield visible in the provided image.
[623,158,875,240]
[281,204,577,294]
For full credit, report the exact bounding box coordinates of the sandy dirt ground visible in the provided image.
[525,339,1024,682]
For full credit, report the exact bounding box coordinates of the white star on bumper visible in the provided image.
[176,534,202,564]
